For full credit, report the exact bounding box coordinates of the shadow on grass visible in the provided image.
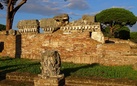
[0,61,39,81]
[0,69,19,80]
[61,63,99,77]
[0,57,14,61]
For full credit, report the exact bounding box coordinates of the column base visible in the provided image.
[34,74,65,86]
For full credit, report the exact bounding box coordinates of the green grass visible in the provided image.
[61,63,137,80]
[0,56,41,74]
[0,57,137,80]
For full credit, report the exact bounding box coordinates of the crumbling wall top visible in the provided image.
[53,13,69,21]
[17,19,39,29]
[82,15,95,23]
[40,18,58,28]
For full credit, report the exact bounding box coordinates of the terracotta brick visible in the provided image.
[0,33,137,65]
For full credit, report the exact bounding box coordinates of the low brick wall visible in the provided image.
[0,35,16,57]
[0,32,137,66]
[5,72,137,86]
[65,77,137,86]
[6,72,37,82]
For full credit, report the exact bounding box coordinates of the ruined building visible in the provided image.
[0,14,137,66]
[17,14,104,43]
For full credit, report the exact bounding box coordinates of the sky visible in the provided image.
[0,0,137,31]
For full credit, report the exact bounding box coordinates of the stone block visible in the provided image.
[91,32,104,43]
[34,75,65,86]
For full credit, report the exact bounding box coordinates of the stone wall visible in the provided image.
[0,35,16,57]
[6,72,137,86]
[16,14,105,43]
[65,77,137,86]
[0,32,137,66]
[17,20,39,34]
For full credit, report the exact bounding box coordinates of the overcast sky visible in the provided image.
[0,0,137,31]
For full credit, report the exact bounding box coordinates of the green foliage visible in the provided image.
[114,26,130,39]
[0,24,6,31]
[95,8,136,26]
[96,8,136,36]
[101,26,110,37]
[102,25,130,39]
[130,32,137,43]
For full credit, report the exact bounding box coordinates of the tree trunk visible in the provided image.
[5,0,27,34]
[6,0,13,34]
[6,16,13,32]
[109,26,114,37]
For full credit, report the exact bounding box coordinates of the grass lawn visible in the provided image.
[0,57,137,80]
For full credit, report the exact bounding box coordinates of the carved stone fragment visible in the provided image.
[17,19,39,34]
[39,50,61,79]
[53,13,69,26]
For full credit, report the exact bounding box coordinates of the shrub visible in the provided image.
[0,24,6,31]
[114,26,130,40]
[130,32,137,43]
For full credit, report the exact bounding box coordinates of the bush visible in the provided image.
[114,26,130,40]
[102,25,130,39]
[130,32,137,43]
[0,24,6,31]
[101,26,110,37]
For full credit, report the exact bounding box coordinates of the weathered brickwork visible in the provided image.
[6,72,137,86]
[0,35,16,57]
[0,32,137,66]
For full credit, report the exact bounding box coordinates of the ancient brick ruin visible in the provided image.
[17,19,39,34]
[17,14,104,43]
[0,14,137,66]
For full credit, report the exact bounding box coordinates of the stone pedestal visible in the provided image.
[34,75,65,86]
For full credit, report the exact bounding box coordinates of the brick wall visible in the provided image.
[6,72,137,86]
[0,32,137,65]
[0,35,16,57]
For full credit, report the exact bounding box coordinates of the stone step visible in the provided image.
[2,72,137,86]
[0,80,34,86]
[6,72,37,83]
[65,81,96,86]
[65,77,137,86]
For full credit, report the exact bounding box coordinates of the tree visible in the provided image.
[0,24,6,31]
[95,8,137,37]
[0,0,67,34]
[0,0,27,33]
[130,32,137,43]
